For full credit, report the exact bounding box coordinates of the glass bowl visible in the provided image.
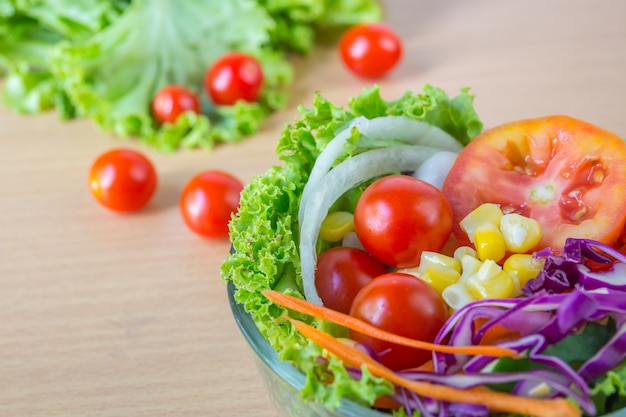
[227,280,389,417]
[227,280,626,417]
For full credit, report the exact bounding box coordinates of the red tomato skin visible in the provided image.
[442,115,626,253]
[339,23,402,79]
[89,148,157,212]
[349,272,448,371]
[354,175,453,268]
[204,52,263,106]
[315,246,389,314]
[152,85,200,124]
[179,170,244,239]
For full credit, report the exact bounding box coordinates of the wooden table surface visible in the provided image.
[2,1,626,416]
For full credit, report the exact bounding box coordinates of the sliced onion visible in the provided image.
[299,145,443,305]
[298,116,463,226]
[297,117,365,225]
[413,150,459,190]
[353,116,464,150]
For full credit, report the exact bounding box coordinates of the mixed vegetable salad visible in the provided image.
[220,84,626,417]
[0,0,380,151]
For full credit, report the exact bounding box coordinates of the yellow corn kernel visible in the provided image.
[503,253,545,291]
[466,264,515,300]
[458,254,483,283]
[475,259,502,281]
[473,223,507,262]
[319,211,354,242]
[467,270,515,299]
[417,251,461,274]
[500,213,542,253]
[419,265,461,295]
[453,246,477,263]
[442,282,476,311]
[459,203,504,243]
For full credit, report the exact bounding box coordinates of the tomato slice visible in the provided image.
[442,115,626,253]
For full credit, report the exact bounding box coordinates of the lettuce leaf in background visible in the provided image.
[10,0,129,38]
[50,0,283,151]
[0,0,127,115]
[0,0,382,151]
[220,84,482,409]
[260,0,382,53]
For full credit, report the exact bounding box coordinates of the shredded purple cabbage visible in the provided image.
[525,238,626,294]
[385,238,626,417]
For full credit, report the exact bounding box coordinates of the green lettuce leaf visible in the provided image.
[590,361,626,416]
[259,0,381,54]
[1,0,383,151]
[0,0,127,113]
[220,84,482,409]
[49,0,290,151]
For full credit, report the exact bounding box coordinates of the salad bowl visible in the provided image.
[222,85,626,417]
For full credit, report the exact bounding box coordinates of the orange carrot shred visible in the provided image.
[263,289,517,358]
[287,317,581,417]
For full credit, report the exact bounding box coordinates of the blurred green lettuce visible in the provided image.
[0,0,381,151]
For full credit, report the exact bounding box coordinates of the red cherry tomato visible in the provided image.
[315,246,389,314]
[89,148,157,212]
[442,115,626,253]
[152,85,201,124]
[349,272,448,371]
[204,52,263,106]
[354,175,453,268]
[180,170,244,238]
[339,23,402,79]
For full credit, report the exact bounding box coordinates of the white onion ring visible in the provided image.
[299,145,445,304]
[298,116,463,226]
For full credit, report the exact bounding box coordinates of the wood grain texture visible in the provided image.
[1,1,626,416]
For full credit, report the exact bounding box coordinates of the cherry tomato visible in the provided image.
[315,246,389,314]
[204,52,263,106]
[152,85,201,124]
[180,170,244,238]
[89,148,157,212]
[442,115,626,253]
[339,23,402,79]
[349,272,448,370]
[354,175,453,268]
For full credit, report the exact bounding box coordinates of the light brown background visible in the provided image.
[2,1,626,416]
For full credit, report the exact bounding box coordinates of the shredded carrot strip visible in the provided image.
[263,289,517,358]
[405,360,434,372]
[287,317,581,417]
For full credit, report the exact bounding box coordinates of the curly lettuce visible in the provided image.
[220,84,482,409]
[590,361,626,416]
